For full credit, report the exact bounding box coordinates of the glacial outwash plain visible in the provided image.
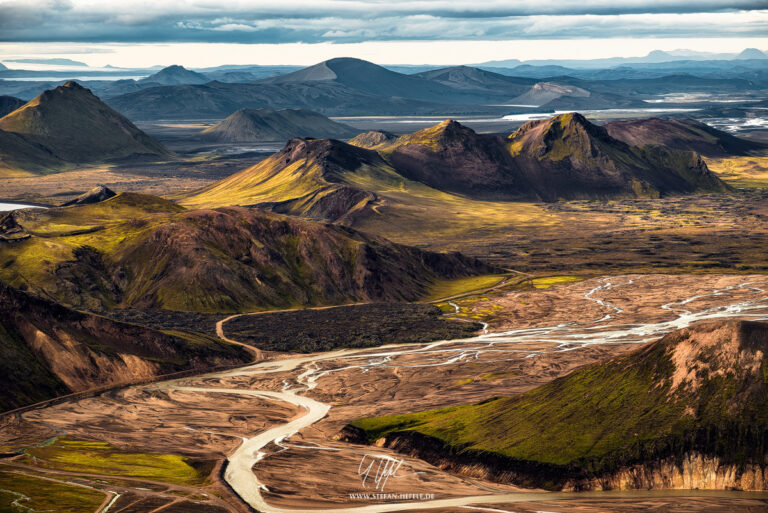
[3,23,768,513]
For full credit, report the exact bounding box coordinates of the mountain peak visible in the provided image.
[517,112,608,145]
[0,83,170,163]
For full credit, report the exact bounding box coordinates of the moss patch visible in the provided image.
[24,438,213,486]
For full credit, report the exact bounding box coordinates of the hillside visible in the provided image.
[604,118,768,157]
[347,320,768,490]
[0,95,24,117]
[0,192,493,313]
[0,128,65,176]
[182,137,391,221]
[199,108,356,142]
[138,64,209,85]
[0,82,170,169]
[0,282,249,412]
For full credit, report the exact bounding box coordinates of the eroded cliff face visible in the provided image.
[0,282,251,411]
[571,453,768,491]
[356,430,768,492]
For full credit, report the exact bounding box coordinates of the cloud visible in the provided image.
[0,1,765,43]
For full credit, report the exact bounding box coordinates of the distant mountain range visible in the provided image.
[0,57,765,122]
[477,48,768,69]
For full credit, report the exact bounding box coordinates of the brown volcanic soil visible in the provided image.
[4,274,768,511]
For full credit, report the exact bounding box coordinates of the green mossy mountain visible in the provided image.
[507,113,729,200]
[0,192,492,313]
[0,282,250,412]
[185,113,729,216]
[0,82,170,174]
[349,320,768,489]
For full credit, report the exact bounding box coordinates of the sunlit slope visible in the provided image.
[0,192,491,313]
[351,320,768,489]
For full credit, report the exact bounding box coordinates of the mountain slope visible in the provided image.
[0,82,171,165]
[348,320,768,490]
[0,95,24,117]
[182,137,391,221]
[200,108,356,142]
[604,118,768,157]
[138,65,210,85]
[0,282,249,412]
[0,193,493,313]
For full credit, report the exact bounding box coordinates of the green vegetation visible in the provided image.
[706,155,768,189]
[223,303,483,353]
[1,192,488,313]
[24,438,212,486]
[0,466,105,513]
[423,274,508,301]
[350,321,768,487]
[527,275,586,289]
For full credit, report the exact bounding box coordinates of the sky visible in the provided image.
[0,1,766,66]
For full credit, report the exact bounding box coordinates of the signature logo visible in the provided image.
[357,454,405,491]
